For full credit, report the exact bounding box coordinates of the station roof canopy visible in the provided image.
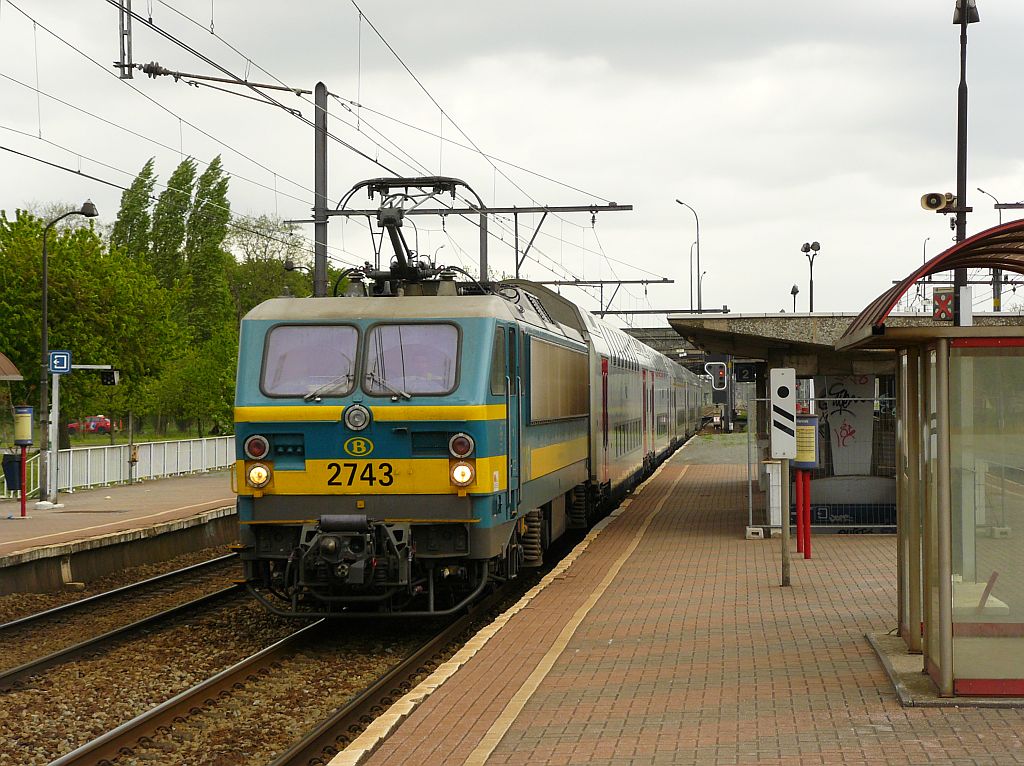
[839,219,1024,349]
[0,352,22,381]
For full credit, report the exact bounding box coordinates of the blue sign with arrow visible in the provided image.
[48,350,72,374]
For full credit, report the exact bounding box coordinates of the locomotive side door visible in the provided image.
[506,326,522,513]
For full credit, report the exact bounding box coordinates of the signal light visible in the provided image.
[449,432,475,458]
[99,369,120,385]
[244,434,270,460]
[705,362,728,391]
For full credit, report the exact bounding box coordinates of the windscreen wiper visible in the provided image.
[303,373,354,402]
[365,370,411,400]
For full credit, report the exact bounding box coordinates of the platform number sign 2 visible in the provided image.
[769,368,797,459]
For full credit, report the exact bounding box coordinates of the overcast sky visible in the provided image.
[2,0,1023,323]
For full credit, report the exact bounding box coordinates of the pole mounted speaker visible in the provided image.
[921,192,955,212]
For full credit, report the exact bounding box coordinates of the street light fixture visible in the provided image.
[976,187,1002,225]
[698,270,707,306]
[39,200,98,505]
[790,284,800,313]
[676,200,701,311]
[800,241,820,312]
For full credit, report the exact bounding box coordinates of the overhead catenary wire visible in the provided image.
[3,1,317,203]
[155,0,613,207]
[0,139,365,268]
[0,69,312,210]
[100,0,402,176]
[16,2,645,315]
[147,0,631,292]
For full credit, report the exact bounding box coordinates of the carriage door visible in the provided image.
[601,357,609,483]
[642,368,648,456]
[506,327,522,512]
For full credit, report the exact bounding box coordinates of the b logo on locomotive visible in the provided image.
[343,437,374,456]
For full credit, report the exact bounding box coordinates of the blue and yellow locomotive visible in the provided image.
[234,178,704,617]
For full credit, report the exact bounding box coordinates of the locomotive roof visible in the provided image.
[244,295,521,322]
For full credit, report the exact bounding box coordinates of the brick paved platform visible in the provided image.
[0,471,234,558]
[336,441,1024,766]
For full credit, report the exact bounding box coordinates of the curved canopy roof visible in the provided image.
[842,219,1024,341]
[0,352,22,381]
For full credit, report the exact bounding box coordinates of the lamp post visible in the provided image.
[800,241,820,312]
[698,270,707,307]
[791,284,800,313]
[953,0,979,324]
[39,201,98,505]
[689,241,697,310]
[676,200,701,311]
[977,186,1002,312]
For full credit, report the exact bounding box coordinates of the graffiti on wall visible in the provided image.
[815,375,874,475]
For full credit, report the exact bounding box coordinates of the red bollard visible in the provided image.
[794,468,804,554]
[20,445,27,518]
[803,470,812,559]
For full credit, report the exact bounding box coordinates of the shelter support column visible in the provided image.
[936,337,954,697]
[901,348,925,651]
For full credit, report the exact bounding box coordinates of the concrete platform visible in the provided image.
[333,440,1024,766]
[0,472,236,593]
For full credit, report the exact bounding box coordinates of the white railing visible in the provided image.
[1,436,235,499]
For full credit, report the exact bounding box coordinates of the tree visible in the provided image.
[150,157,196,290]
[109,158,156,262]
[183,156,233,342]
[153,330,236,436]
[0,209,181,430]
[226,213,313,321]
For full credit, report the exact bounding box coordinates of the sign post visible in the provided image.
[770,368,797,586]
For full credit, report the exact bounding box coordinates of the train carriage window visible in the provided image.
[529,337,588,422]
[490,327,506,395]
[262,324,358,398]
[364,323,459,396]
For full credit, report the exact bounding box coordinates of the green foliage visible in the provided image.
[226,213,313,321]
[109,157,156,262]
[183,156,234,342]
[150,158,196,290]
[0,209,181,423]
[152,331,237,436]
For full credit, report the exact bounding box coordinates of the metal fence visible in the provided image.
[1,436,235,499]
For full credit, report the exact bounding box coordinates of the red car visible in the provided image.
[67,415,112,435]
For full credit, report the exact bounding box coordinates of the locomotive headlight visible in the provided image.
[344,404,370,431]
[246,462,272,488]
[321,536,339,554]
[450,461,475,487]
[448,432,475,458]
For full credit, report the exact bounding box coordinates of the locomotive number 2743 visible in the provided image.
[326,461,395,487]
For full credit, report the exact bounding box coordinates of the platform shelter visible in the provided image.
[839,220,1024,697]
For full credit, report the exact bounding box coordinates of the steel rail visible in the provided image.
[269,585,514,766]
[0,585,244,691]
[48,620,326,766]
[0,552,238,632]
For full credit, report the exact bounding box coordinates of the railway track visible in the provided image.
[0,554,241,690]
[47,582,525,766]
[270,586,515,766]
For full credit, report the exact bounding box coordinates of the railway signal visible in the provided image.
[705,361,727,391]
